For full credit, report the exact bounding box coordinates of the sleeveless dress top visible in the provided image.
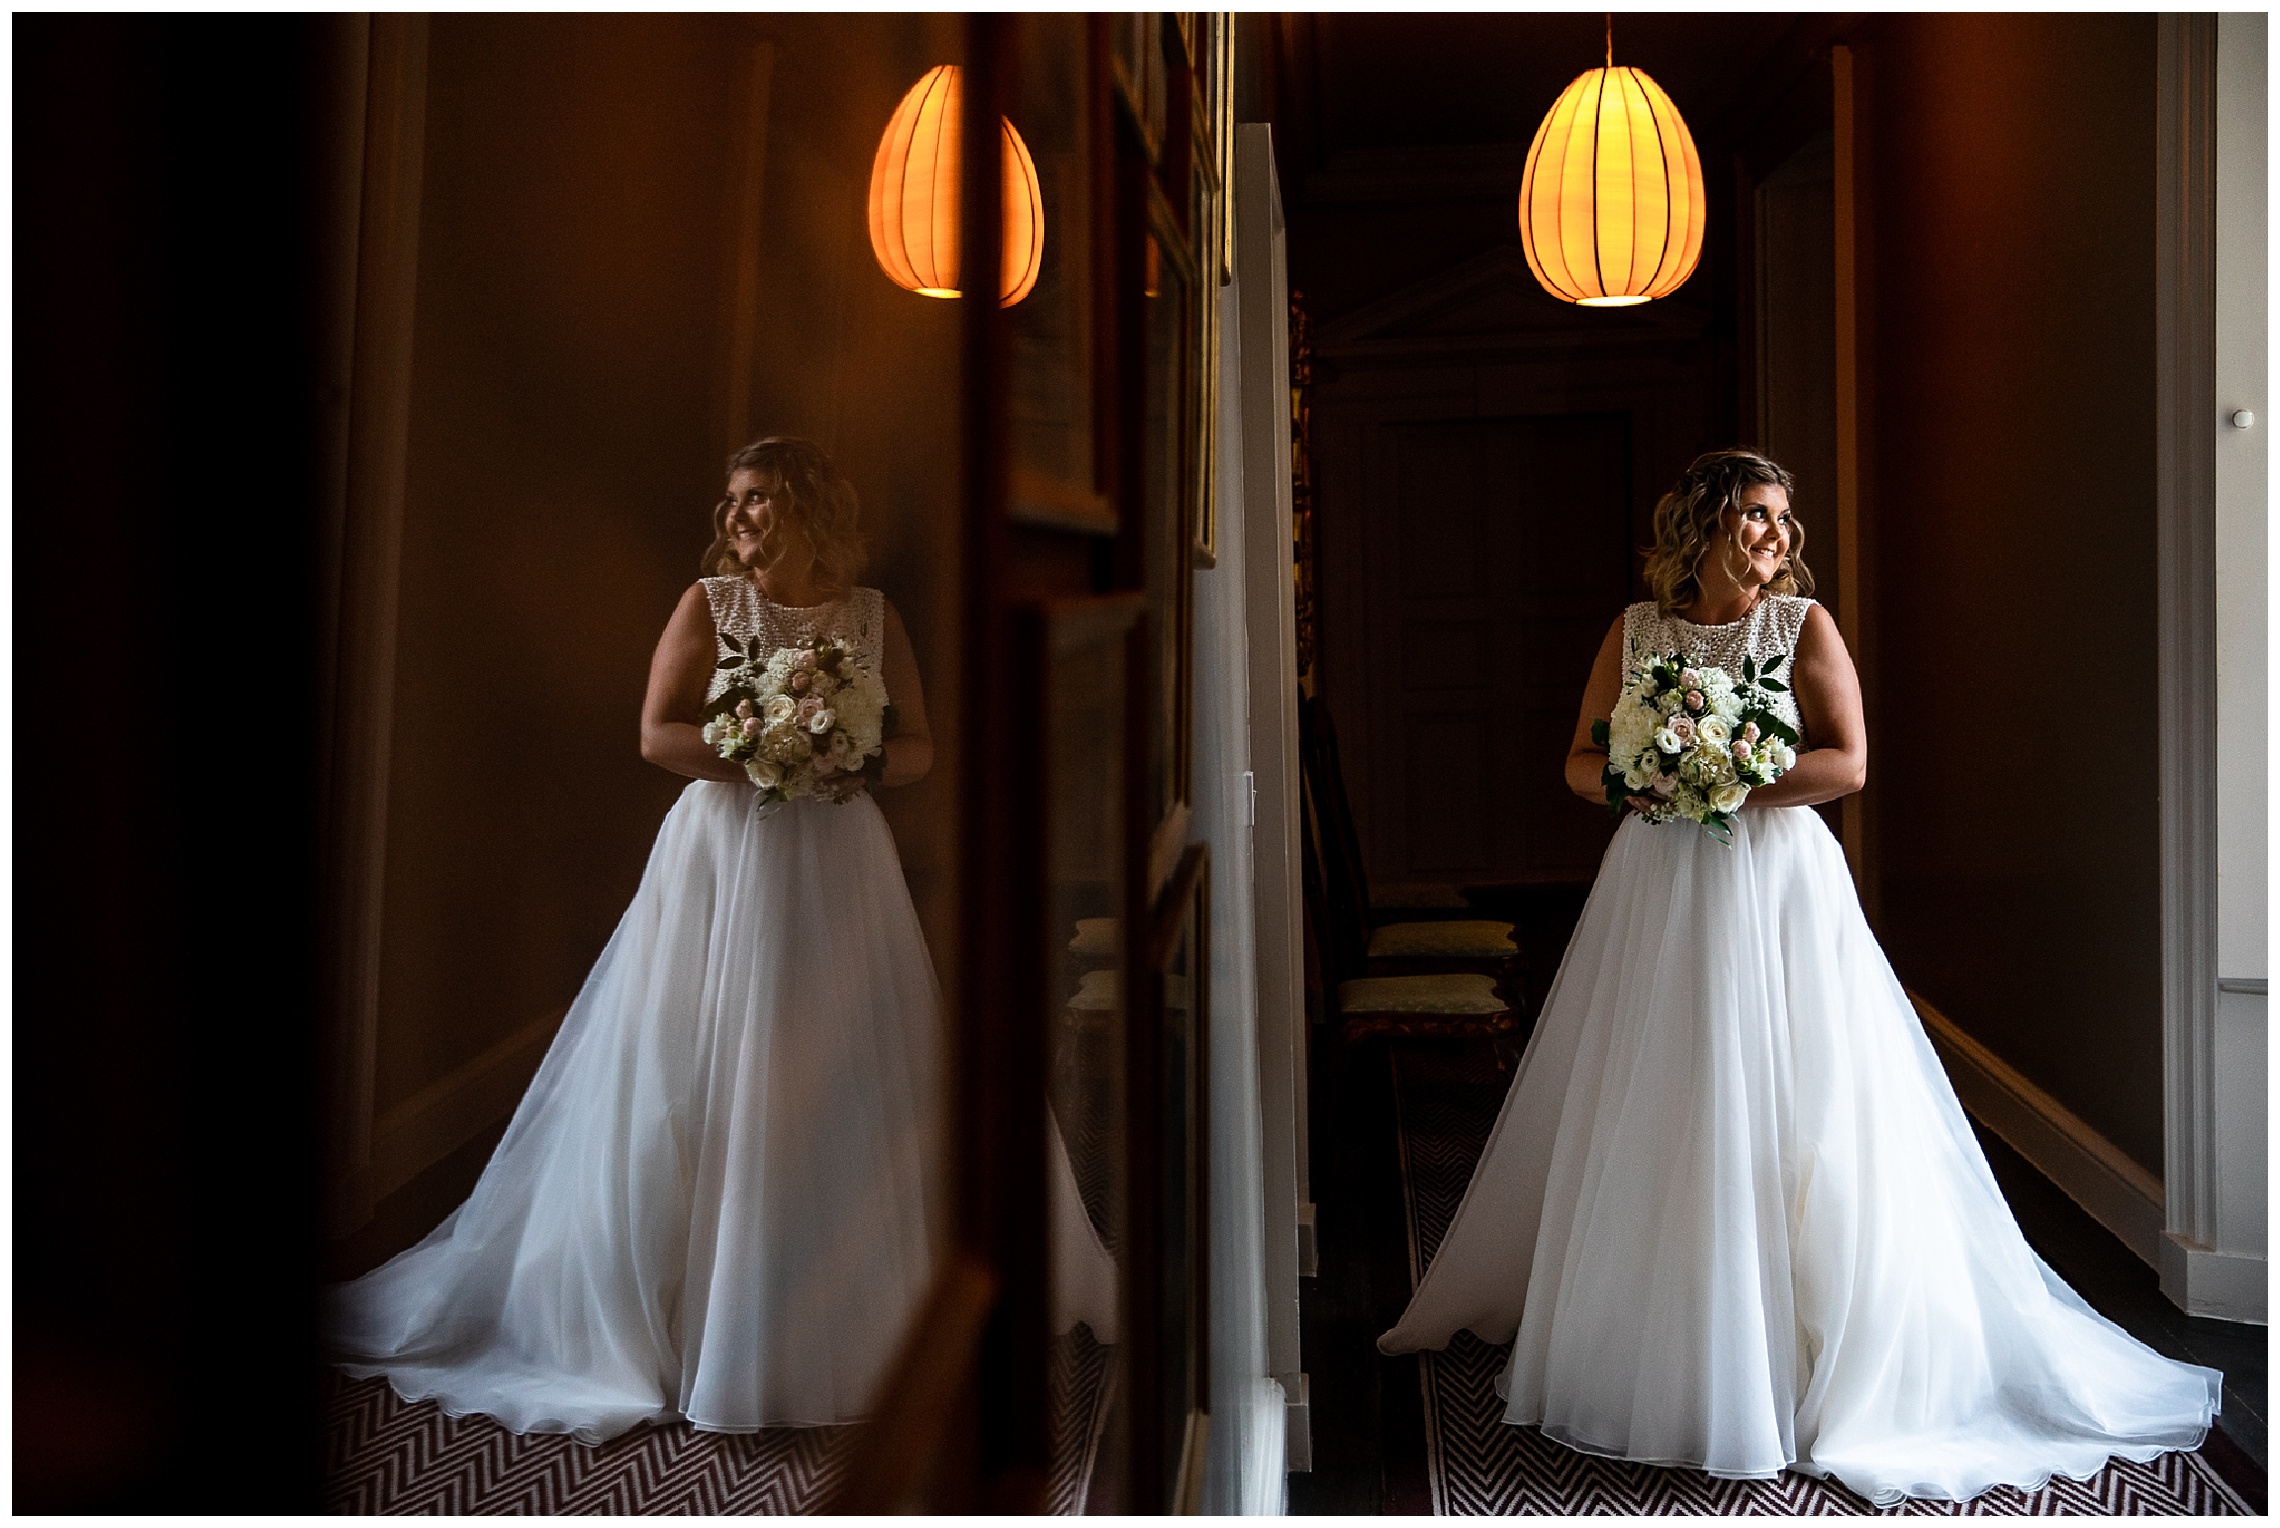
[1622,593,1811,742]
[700,578,886,709]
[1379,594,2220,1505]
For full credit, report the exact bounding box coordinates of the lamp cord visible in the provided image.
[1605,13,1613,68]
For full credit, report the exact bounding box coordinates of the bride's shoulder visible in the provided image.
[1767,592,1817,633]
[695,575,758,631]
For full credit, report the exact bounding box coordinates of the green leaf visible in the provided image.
[1590,718,1610,747]
[1762,678,1788,692]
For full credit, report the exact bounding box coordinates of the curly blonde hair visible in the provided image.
[702,435,868,594]
[1642,447,1814,617]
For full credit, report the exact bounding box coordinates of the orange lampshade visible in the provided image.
[1518,64,1705,307]
[867,65,1044,307]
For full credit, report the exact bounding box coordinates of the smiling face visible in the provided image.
[721,467,813,578]
[1722,481,1795,591]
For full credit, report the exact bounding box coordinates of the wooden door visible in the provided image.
[1364,413,1632,886]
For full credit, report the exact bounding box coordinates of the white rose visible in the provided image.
[747,758,784,790]
[1697,714,1731,747]
[1710,781,1748,814]
[1623,763,1651,790]
[764,694,797,723]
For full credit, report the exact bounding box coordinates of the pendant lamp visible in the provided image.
[867,65,1044,307]
[1518,24,1705,307]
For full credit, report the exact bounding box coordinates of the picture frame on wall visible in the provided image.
[1141,209,1200,835]
[1011,14,1118,536]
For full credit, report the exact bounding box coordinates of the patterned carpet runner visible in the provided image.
[326,1325,1114,1514]
[1389,1044,2254,1516]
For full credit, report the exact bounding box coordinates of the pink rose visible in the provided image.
[1652,773,1677,797]
[1732,740,1752,763]
[793,650,817,672]
[1679,668,1702,689]
[734,698,754,719]
[1668,715,1695,744]
[789,671,810,694]
[1742,721,1760,744]
[797,696,822,724]
[1685,689,1705,712]
[741,716,762,738]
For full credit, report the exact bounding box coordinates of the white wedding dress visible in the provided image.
[1379,595,2221,1507]
[330,579,1115,1442]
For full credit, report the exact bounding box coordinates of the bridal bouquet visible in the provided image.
[1592,652,1800,842]
[702,632,893,804]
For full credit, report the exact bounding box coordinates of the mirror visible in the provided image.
[321,13,973,1511]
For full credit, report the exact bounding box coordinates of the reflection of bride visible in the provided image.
[331,437,991,1439]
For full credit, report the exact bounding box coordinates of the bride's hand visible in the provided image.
[821,754,883,802]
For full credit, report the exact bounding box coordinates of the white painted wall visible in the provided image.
[1233,124,1313,1475]
[1194,125,1304,1514]
[2210,8,2267,1294]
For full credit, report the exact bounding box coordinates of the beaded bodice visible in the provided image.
[700,578,885,705]
[1622,595,1813,741]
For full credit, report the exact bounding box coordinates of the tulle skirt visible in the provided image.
[1378,805,2220,1507]
[329,783,944,1441]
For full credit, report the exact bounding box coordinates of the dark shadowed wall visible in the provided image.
[1854,13,2163,1172]
[17,16,330,1511]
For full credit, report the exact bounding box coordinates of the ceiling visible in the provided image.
[1293,12,1832,157]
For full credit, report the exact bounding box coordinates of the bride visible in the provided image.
[332,437,951,1440]
[1378,448,2221,1506]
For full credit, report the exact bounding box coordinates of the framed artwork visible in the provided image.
[1011,15,1117,535]
[1111,13,1167,162]
[1141,211,1199,836]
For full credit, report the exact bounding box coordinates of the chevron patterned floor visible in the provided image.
[1389,1044,2254,1516]
[326,1325,1115,1514]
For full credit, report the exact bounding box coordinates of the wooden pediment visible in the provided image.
[1313,245,1708,365]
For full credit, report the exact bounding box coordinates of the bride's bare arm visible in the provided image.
[1564,616,1629,804]
[639,584,750,782]
[1742,603,1866,809]
[877,601,933,787]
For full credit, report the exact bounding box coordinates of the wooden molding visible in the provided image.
[718,41,776,455]
[1911,992,2165,1270]
[366,1007,565,1209]
[1830,42,1875,913]
[322,13,431,1238]
[2154,12,2221,1254]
